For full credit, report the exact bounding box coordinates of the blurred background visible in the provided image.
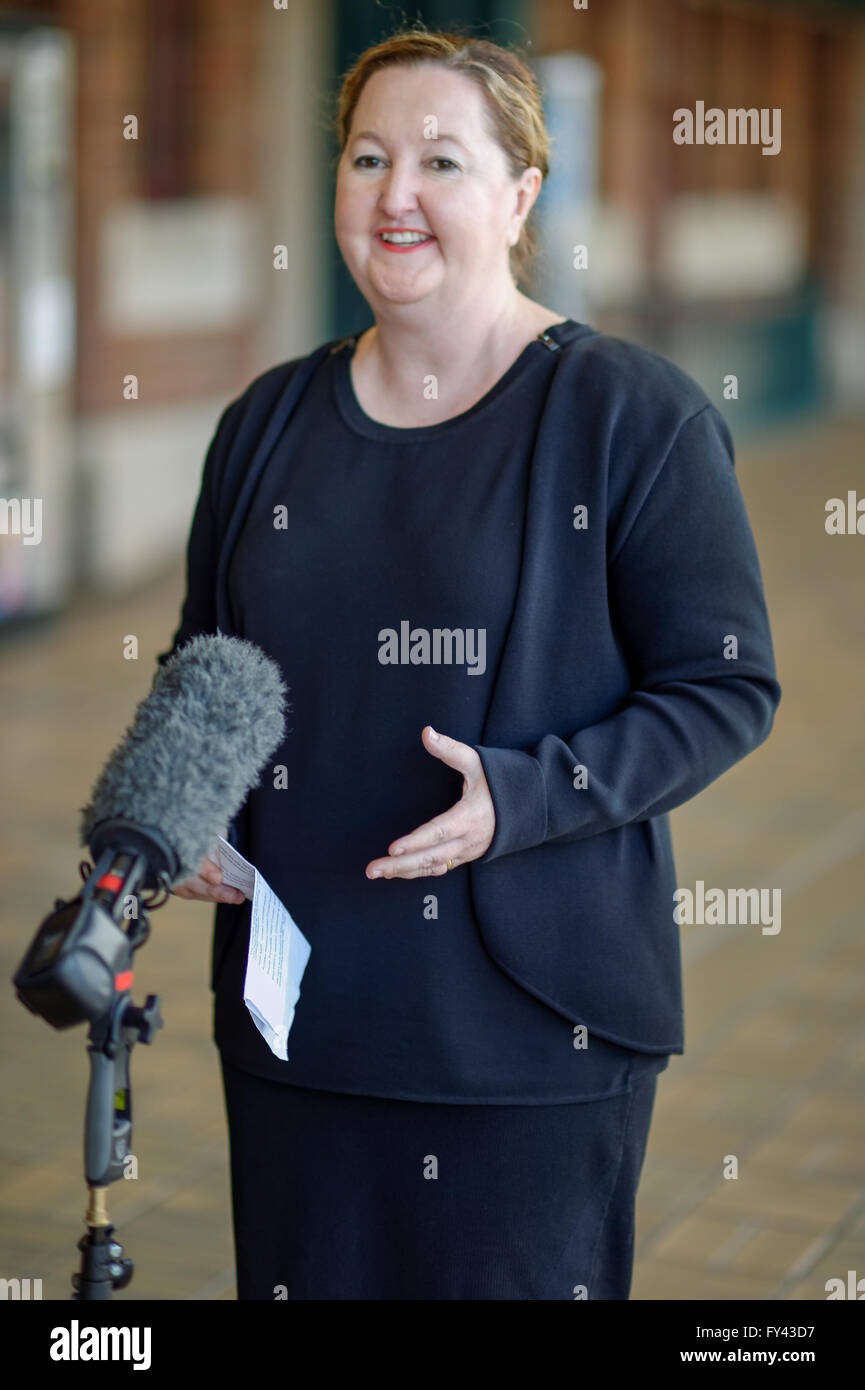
[1,0,864,1301]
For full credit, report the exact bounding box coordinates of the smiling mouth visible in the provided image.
[375,231,436,252]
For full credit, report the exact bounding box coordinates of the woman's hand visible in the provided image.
[365,726,495,880]
[171,829,246,904]
[171,858,246,905]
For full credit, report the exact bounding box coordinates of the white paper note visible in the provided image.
[213,835,311,1061]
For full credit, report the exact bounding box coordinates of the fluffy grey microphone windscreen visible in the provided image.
[79,634,288,884]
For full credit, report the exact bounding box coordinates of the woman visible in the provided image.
[162,27,781,1300]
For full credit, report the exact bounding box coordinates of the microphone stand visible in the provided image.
[72,981,163,1299]
[68,845,167,1301]
[14,821,179,1298]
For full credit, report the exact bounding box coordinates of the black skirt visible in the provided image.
[219,1054,661,1300]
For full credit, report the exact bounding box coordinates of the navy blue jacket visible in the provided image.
[157,324,781,1054]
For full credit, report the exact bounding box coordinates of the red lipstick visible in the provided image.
[375,227,436,254]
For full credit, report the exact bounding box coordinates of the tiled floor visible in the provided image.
[1,411,863,1300]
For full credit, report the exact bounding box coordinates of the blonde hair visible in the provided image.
[334,23,551,284]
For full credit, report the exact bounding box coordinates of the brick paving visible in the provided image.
[1,412,862,1300]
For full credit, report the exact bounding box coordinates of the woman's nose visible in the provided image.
[377,164,422,219]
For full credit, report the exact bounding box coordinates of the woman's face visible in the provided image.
[335,63,540,315]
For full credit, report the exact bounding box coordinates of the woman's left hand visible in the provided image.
[365,726,496,879]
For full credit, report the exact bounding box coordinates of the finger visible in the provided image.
[172,875,245,904]
[199,857,223,885]
[388,804,471,858]
[367,838,466,879]
[423,726,479,776]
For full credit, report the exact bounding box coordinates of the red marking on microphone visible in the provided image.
[115,971,134,991]
[97,872,125,892]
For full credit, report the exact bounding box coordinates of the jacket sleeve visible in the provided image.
[154,396,244,672]
[471,403,782,863]
[152,397,247,855]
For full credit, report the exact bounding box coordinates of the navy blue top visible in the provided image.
[218,320,668,1101]
[157,317,781,1095]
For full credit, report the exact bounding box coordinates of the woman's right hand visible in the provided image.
[171,856,246,905]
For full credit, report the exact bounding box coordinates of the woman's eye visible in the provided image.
[352,155,460,172]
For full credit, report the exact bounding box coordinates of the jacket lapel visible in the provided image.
[215,342,334,636]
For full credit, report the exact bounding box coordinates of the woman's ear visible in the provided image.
[509,166,543,246]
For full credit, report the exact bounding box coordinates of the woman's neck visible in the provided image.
[350,290,566,426]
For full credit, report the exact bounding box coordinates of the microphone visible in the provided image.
[80,632,288,887]
[13,634,287,1028]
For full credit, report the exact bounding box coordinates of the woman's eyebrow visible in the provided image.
[426,132,470,151]
[351,128,470,152]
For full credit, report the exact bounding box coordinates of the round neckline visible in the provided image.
[332,319,581,442]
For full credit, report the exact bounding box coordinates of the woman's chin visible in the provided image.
[361,266,441,307]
